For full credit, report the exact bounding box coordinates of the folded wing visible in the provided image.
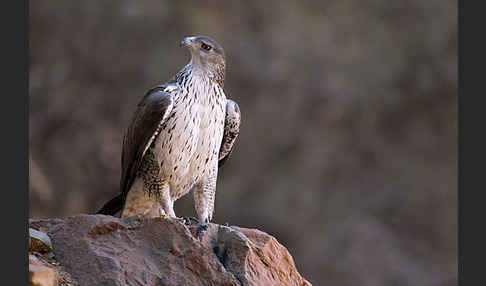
[218,99,241,167]
[97,86,174,215]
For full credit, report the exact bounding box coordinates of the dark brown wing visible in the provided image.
[218,99,241,167]
[97,86,173,215]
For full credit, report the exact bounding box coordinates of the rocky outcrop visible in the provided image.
[29,214,311,286]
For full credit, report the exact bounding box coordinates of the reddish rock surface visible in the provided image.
[29,214,311,286]
[29,253,75,286]
[29,255,57,286]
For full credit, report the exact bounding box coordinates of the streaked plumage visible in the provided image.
[97,36,240,225]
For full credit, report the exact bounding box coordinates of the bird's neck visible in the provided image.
[182,60,225,88]
[173,64,211,93]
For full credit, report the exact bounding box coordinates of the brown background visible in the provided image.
[29,1,457,285]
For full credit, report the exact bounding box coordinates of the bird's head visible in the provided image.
[181,35,226,85]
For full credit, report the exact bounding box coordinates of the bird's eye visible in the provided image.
[201,43,212,51]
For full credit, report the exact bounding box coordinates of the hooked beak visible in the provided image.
[180,36,196,48]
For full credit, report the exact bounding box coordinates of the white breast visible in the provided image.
[154,80,226,198]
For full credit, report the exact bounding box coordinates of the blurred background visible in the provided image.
[29,1,457,285]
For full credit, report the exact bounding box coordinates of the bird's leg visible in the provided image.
[157,182,187,224]
[193,170,217,238]
[158,182,176,218]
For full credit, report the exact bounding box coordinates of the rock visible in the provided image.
[29,253,76,286]
[29,255,57,286]
[29,214,311,286]
[29,264,57,286]
[215,226,311,285]
[29,228,53,253]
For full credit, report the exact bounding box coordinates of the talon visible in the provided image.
[173,216,186,223]
[195,224,208,238]
[183,217,199,225]
[158,208,169,219]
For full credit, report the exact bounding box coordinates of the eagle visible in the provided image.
[97,36,240,230]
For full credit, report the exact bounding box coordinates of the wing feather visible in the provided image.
[97,86,173,215]
[218,99,241,167]
[120,87,174,198]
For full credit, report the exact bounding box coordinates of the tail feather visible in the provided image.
[96,194,124,215]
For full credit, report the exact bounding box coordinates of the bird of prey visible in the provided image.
[97,35,240,229]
